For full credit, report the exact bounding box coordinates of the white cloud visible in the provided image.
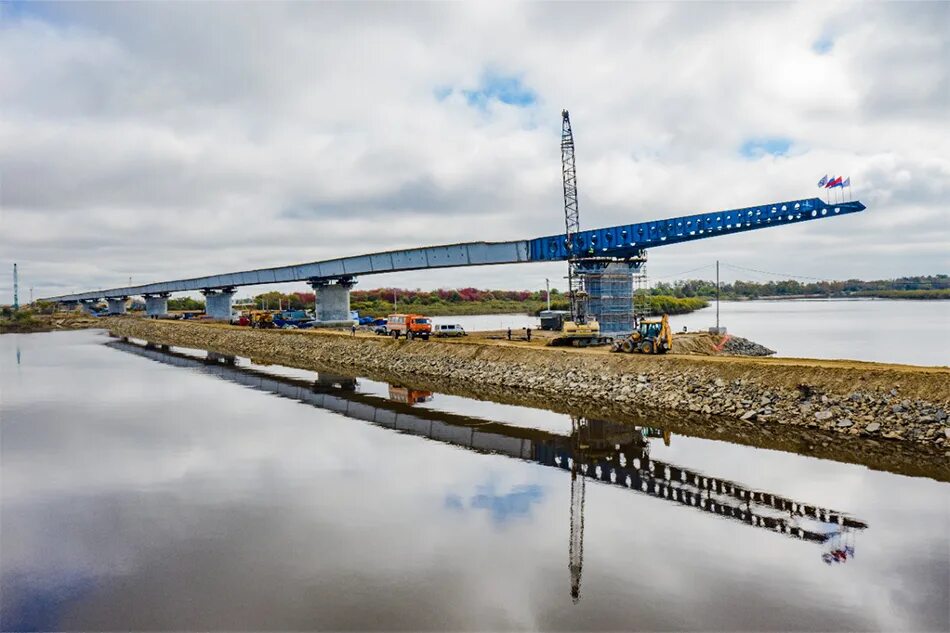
[1,2,947,301]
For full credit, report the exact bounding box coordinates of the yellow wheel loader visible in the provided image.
[611,314,672,354]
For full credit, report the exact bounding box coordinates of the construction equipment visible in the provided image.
[249,310,275,329]
[386,313,432,340]
[612,314,673,354]
[549,111,615,347]
[549,318,613,347]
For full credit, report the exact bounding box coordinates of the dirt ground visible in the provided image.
[403,328,727,354]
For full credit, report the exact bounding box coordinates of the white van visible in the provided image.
[433,323,466,337]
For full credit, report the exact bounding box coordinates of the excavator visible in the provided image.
[611,314,673,354]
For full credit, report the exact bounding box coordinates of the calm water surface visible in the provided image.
[2,330,948,631]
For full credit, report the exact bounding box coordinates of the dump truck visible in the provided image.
[612,314,672,354]
[386,313,432,340]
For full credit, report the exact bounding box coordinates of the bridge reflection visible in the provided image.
[111,339,868,601]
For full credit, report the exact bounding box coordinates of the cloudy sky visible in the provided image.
[1,1,947,302]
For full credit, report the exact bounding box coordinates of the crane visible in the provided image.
[561,110,587,325]
[551,110,865,336]
[551,111,616,346]
[568,416,587,603]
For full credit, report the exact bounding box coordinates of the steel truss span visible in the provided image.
[42,197,865,302]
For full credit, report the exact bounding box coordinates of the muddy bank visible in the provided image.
[1,313,101,334]
[105,318,950,452]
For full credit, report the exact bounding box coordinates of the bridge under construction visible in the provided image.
[43,196,865,332]
[42,111,865,334]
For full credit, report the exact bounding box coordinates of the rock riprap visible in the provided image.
[105,318,950,448]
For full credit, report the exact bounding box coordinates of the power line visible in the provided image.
[652,263,717,280]
[720,262,828,282]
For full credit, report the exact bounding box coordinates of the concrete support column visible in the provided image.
[310,277,356,323]
[202,288,236,321]
[106,297,127,315]
[144,293,170,318]
[80,300,98,315]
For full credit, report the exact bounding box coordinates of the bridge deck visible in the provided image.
[43,197,864,302]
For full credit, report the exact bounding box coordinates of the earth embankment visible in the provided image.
[104,318,950,453]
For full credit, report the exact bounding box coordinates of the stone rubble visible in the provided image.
[105,318,950,448]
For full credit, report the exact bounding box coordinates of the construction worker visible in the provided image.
[507,327,512,340]
[526,327,532,341]
[351,324,357,336]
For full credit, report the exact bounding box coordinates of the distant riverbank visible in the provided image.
[0,312,100,334]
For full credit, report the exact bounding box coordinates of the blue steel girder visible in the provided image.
[41,196,865,302]
[528,197,866,261]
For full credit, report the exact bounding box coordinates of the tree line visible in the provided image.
[649,275,949,300]
[152,274,946,317]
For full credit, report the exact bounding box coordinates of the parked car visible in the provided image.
[433,323,466,337]
[386,313,431,340]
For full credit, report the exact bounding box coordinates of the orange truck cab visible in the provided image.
[386,313,432,340]
[388,385,434,405]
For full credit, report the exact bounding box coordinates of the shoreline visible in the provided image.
[102,318,950,459]
[109,333,949,482]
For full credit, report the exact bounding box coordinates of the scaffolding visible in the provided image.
[579,258,645,336]
[632,263,649,320]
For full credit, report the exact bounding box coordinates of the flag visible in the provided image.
[833,176,845,188]
[842,177,850,187]
[825,176,837,188]
[818,175,828,187]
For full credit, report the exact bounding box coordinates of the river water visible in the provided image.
[2,330,947,631]
[436,299,950,366]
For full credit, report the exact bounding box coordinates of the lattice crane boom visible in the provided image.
[561,110,590,324]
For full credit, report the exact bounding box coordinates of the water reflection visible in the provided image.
[110,339,869,604]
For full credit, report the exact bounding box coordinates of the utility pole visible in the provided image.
[716,260,720,332]
[393,289,397,313]
[12,263,19,310]
[545,278,551,311]
[30,286,34,304]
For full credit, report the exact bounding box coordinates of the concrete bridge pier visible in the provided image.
[310,277,356,324]
[106,297,127,315]
[144,293,170,318]
[202,288,236,321]
[80,300,98,315]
